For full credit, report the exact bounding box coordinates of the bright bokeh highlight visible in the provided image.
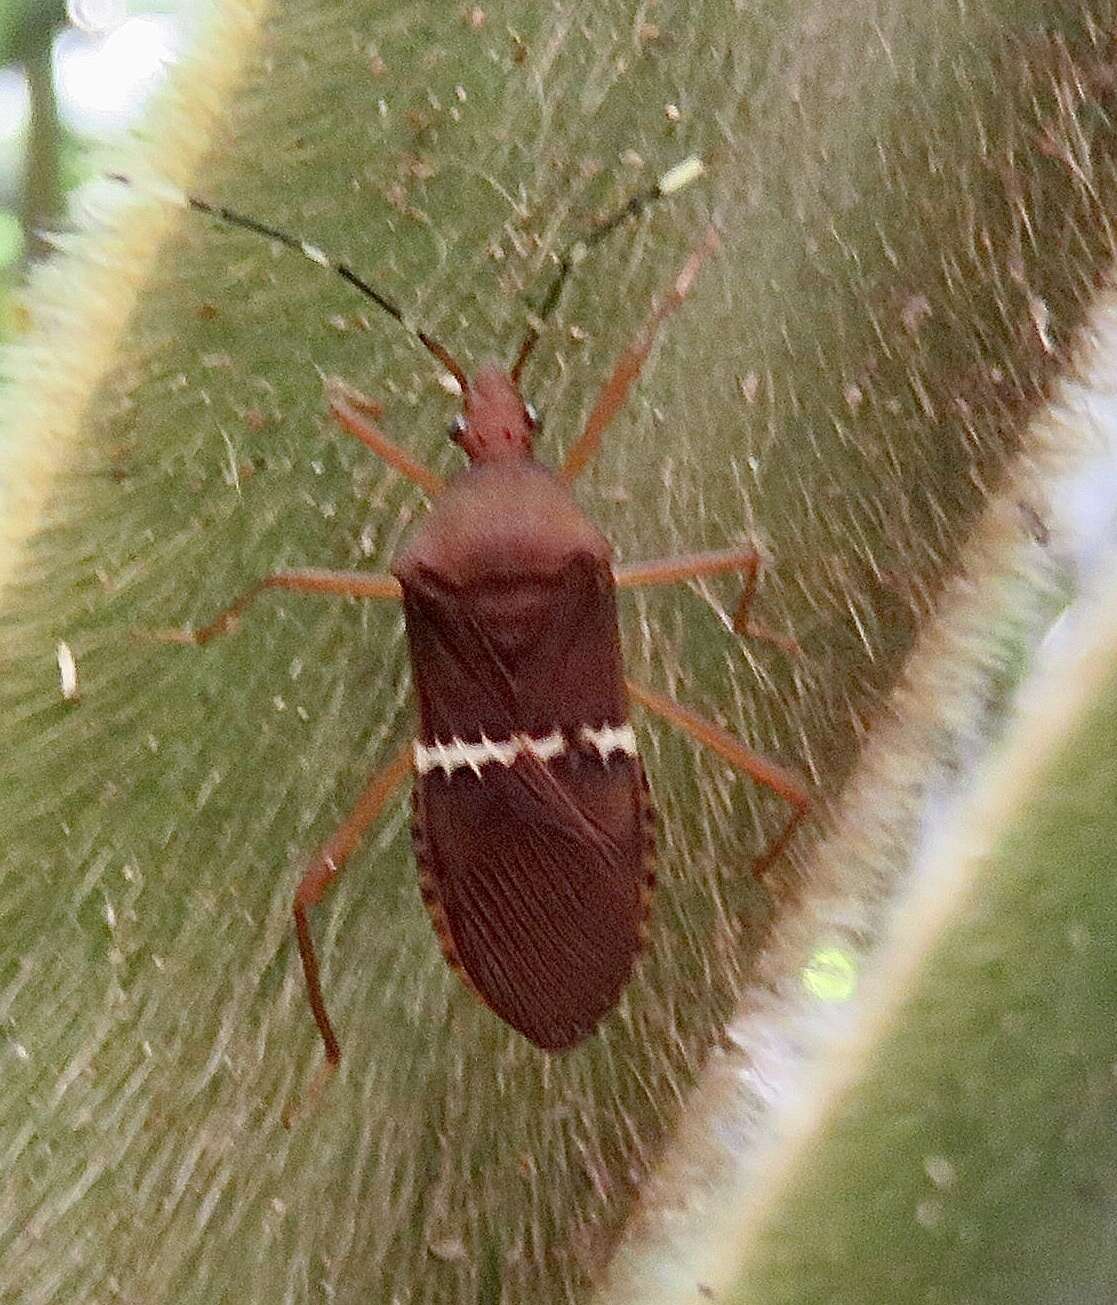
[55,16,180,135]
[66,0,129,35]
[801,946,858,1002]
[0,69,30,146]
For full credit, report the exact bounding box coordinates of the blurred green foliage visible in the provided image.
[0,1,181,346]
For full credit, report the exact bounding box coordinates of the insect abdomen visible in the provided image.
[412,743,651,1050]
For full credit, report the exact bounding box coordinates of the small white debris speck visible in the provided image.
[148,178,190,209]
[915,1198,944,1229]
[1030,294,1053,353]
[1067,922,1090,951]
[57,641,78,701]
[428,1235,468,1262]
[923,1155,956,1189]
[658,155,704,195]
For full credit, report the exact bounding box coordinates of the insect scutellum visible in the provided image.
[107,155,705,458]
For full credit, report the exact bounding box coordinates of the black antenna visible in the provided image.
[509,156,705,383]
[106,173,469,392]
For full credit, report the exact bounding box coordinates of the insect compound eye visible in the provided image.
[448,414,468,443]
[523,402,540,433]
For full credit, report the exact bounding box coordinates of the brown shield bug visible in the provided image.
[123,158,810,1115]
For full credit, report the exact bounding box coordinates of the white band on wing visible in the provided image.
[579,722,638,763]
[413,723,636,778]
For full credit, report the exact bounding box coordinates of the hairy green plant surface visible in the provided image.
[2,1,1116,1302]
[598,543,1117,1305]
[718,568,1117,1303]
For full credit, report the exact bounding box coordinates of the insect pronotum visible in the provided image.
[120,158,810,1118]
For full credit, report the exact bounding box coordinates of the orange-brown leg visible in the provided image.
[285,739,414,1126]
[626,678,810,877]
[614,544,800,655]
[145,568,402,645]
[324,376,445,497]
[559,225,719,485]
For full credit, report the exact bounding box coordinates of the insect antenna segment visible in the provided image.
[108,155,705,394]
[509,155,706,382]
[105,171,469,391]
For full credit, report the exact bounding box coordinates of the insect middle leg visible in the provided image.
[146,568,402,644]
[286,739,414,1125]
[614,544,800,654]
[559,224,719,485]
[626,678,810,877]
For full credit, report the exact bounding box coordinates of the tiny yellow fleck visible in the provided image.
[801,946,857,1002]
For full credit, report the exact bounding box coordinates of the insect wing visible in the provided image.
[399,556,650,1047]
[415,748,649,1049]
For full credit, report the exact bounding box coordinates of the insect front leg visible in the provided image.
[144,568,402,645]
[559,225,719,485]
[286,739,414,1127]
[325,376,445,496]
[626,678,810,877]
[614,544,800,655]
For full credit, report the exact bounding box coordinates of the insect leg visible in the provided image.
[625,678,810,877]
[145,568,402,645]
[286,739,414,1126]
[558,225,719,485]
[614,545,799,655]
[325,376,445,497]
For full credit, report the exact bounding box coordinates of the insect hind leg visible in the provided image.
[626,677,810,877]
[284,740,413,1127]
